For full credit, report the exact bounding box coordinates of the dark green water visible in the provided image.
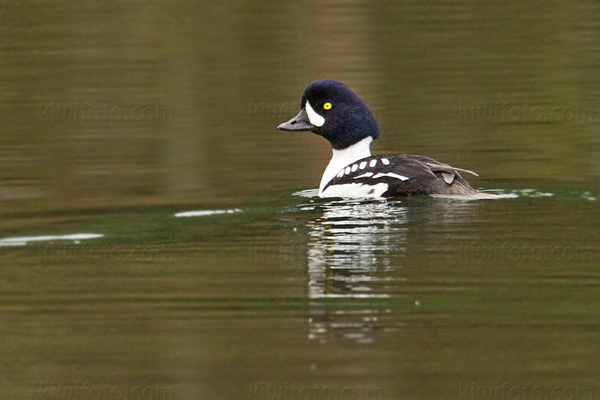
[1,1,599,400]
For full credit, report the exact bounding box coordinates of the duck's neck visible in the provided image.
[319,136,373,194]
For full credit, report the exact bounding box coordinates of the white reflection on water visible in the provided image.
[300,194,481,344]
[304,199,409,344]
[307,200,409,300]
[0,233,104,247]
[174,209,243,217]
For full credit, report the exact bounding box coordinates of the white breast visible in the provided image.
[318,137,373,195]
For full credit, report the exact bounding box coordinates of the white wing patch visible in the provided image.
[353,172,374,179]
[373,172,409,181]
[359,161,367,169]
[351,164,358,172]
[305,101,325,127]
[369,159,377,167]
[382,158,390,165]
[320,183,389,198]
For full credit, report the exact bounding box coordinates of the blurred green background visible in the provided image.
[1,0,598,214]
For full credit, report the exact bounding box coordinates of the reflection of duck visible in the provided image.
[300,195,478,344]
[278,80,479,198]
[307,200,408,300]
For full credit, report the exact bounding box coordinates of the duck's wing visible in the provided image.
[322,154,478,197]
[402,154,478,176]
[401,154,479,184]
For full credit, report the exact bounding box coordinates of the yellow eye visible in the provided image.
[323,102,332,110]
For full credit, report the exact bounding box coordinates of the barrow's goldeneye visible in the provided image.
[277,79,479,198]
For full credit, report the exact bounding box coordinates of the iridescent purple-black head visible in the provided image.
[277,79,380,150]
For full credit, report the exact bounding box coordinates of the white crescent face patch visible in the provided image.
[305,101,325,127]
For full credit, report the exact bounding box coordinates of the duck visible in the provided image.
[277,79,479,198]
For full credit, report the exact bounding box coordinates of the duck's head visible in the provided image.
[277,79,380,150]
